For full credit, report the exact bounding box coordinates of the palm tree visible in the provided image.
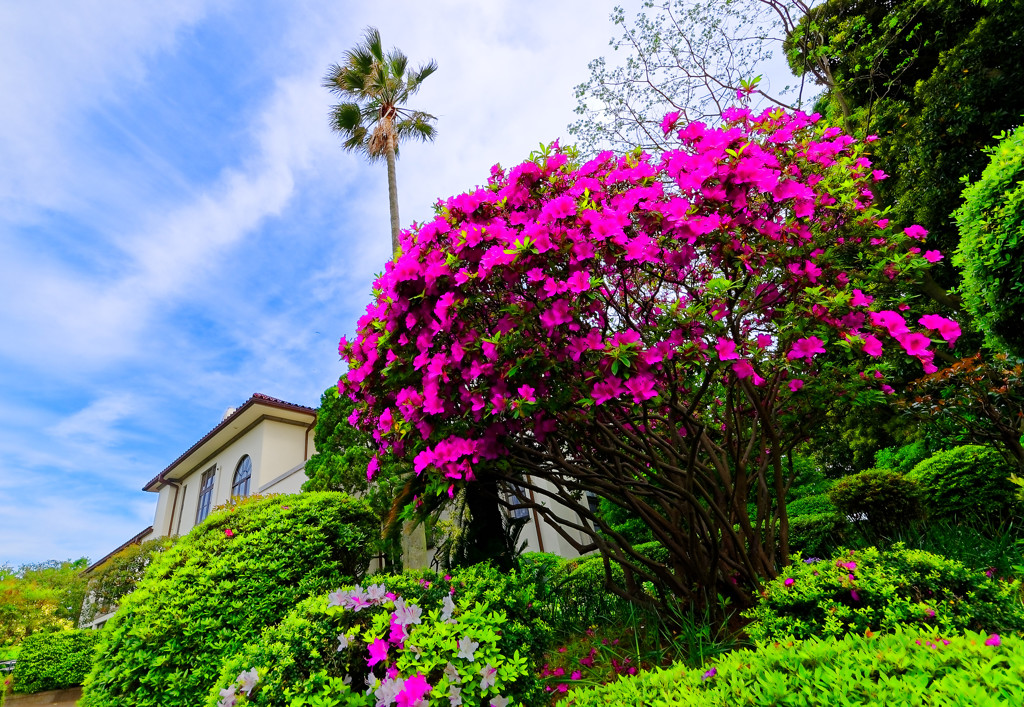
[324,28,438,256]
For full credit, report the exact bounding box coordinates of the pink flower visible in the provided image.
[571,670,582,680]
[660,111,681,135]
[985,634,1001,647]
[224,529,234,538]
[788,379,804,392]
[784,578,795,587]
[862,335,884,357]
[756,334,773,348]
[367,456,380,481]
[923,250,943,263]
[904,225,928,240]
[787,336,826,361]
[716,337,739,361]
[850,589,860,601]
[396,674,431,707]
[897,332,932,357]
[367,638,389,667]
[851,289,874,307]
[870,310,909,338]
[918,314,961,346]
[517,385,537,403]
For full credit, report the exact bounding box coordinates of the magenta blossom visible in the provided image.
[787,336,826,361]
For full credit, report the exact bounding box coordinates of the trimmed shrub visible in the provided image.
[743,545,1024,644]
[205,566,552,707]
[787,512,846,557]
[828,468,923,538]
[565,628,1024,706]
[909,445,1020,521]
[12,629,99,693]
[80,492,375,707]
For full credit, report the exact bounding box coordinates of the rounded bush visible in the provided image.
[12,629,99,693]
[787,511,846,556]
[908,445,1019,521]
[955,124,1024,358]
[205,566,552,707]
[80,492,376,707]
[828,468,923,536]
[565,628,1024,706]
[742,545,1024,644]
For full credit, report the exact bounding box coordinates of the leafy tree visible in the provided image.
[899,353,1024,473]
[787,0,1024,289]
[0,558,89,646]
[341,109,956,611]
[324,27,438,255]
[955,124,1024,358]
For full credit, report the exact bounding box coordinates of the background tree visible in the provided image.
[570,1,818,155]
[787,0,1024,290]
[80,537,173,624]
[0,558,89,646]
[324,27,438,255]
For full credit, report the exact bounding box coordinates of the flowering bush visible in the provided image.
[342,107,958,608]
[742,545,1024,643]
[206,570,546,707]
[563,628,1024,706]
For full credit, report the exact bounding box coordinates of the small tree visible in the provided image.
[342,108,956,610]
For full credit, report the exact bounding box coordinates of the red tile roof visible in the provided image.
[142,393,316,492]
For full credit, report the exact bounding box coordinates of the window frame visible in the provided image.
[195,467,216,524]
[231,455,252,498]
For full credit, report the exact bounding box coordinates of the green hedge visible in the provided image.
[80,492,375,707]
[12,629,99,693]
[743,545,1024,644]
[565,629,1024,706]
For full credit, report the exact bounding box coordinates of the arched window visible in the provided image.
[232,456,252,497]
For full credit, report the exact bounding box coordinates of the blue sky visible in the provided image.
[1,0,666,567]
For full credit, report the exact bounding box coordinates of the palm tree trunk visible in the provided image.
[385,144,401,256]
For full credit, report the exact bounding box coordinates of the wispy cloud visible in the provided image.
[0,0,640,566]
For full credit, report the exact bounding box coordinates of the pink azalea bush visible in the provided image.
[341,108,956,607]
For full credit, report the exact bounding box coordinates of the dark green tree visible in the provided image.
[787,0,1024,290]
[324,27,438,255]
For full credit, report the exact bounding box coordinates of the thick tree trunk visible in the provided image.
[386,144,401,256]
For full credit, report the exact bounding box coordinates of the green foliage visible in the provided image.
[787,511,847,557]
[302,384,408,564]
[80,492,375,707]
[956,123,1024,357]
[909,445,1019,521]
[81,537,174,623]
[828,468,923,538]
[874,440,932,476]
[12,629,99,694]
[596,497,656,545]
[0,558,90,647]
[565,628,1024,706]
[743,545,1024,644]
[205,566,550,707]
